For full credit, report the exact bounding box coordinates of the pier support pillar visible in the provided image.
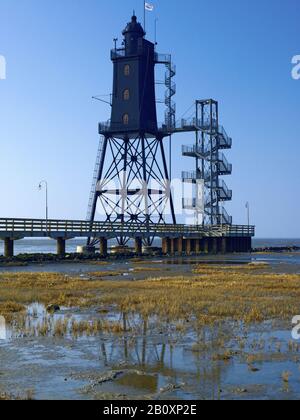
[240,238,246,253]
[100,237,108,257]
[203,238,209,254]
[231,237,238,253]
[236,237,241,253]
[177,237,183,255]
[247,237,252,253]
[162,237,171,255]
[212,238,218,255]
[221,237,227,254]
[135,237,143,256]
[199,238,205,253]
[186,239,192,255]
[238,237,243,252]
[4,238,14,258]
[170,238,177,256]
[243,237,251,253]
[227,237,233,253]
[57,238,66,258]
[195,239,201,254]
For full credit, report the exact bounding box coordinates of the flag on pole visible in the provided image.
[145,2,154,11]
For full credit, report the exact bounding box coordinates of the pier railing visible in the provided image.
[0,218,255,239]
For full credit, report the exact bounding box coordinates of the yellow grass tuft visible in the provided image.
[0,268,300,326]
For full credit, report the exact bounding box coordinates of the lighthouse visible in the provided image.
[87,15,176,246]
[110,15,158,134]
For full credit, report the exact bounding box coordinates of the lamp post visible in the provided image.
[154,18,158,47]
[39,180,48,230]
[246,202,250,232]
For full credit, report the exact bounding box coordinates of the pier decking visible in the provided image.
[0,218,255,258]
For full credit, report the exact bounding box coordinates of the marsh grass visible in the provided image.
[87,271,123,278]
[1,265,300,326]
[0,389,35,401]
[0,393,13,400]
[88,261,109,266]
[0,262,28,268]
[193,263,270,275]
[0,272,105,308]
[0,301,25,321]
[10,310,128,338]
[282,371,292,383]
[132,267,166,273]
[131,259,161,265]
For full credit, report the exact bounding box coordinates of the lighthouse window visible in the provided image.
[123,114,129,125]
[123,89,130,101]
[124,64,130,76]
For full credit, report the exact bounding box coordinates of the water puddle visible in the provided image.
[1,304,300,399]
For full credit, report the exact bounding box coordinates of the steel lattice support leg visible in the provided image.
[87,133,177,246]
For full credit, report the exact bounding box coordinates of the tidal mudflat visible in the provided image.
[1,254,300,400]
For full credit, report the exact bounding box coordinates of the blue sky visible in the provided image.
[0,0,299,238]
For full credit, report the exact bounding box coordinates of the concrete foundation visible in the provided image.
[77,246,96,255]
[4,237,14,258]
[57,238,66,257]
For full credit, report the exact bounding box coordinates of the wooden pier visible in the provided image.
[0,218,255,258]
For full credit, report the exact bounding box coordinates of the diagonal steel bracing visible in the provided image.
[87,134,176,246]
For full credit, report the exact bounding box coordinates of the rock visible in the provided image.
[159,383,185,393]
[92,371,124,386]
[249,365,260,372]
[236,388,248,394]
[47,304,60,313]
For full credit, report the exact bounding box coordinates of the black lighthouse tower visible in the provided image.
[110,15,158,134]
[87,15,176,246]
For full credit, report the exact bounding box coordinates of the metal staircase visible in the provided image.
[86,135,104,222]
[165,62,176,129]
[181,99,233,225]
[154,53,177,130]
[215,180,233,202]
[211,206,233,225]
[217,153,232,176]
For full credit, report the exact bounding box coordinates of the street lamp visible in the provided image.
[38,180,48,226]
[246,202,250,231]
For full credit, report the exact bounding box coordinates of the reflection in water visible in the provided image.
[5,307,300,399]
[97,313,232,399]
